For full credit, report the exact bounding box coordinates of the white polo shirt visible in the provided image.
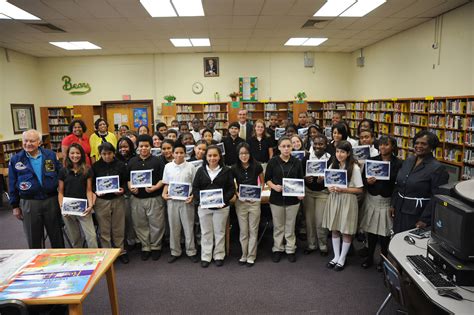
[162,160,197,185]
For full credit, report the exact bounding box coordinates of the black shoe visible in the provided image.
[272,251,283,263]
[246,262,254,267]
[326,261,336,269]
[119,253,130,264]
[238,260,246,266]
[215,259,224,267]
[141,251,151,261]
[287,254,296,263]
[334,263,345,271]
[320,250,328,257]
[188,255,199,263]
[303,248,315,255]
[151,250,161,261]
[361,258,373,269]
[168,255,180,263]
[201,260,210,268]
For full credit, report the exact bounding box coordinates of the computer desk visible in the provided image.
[389,231,474,314]
[1,248,121,315]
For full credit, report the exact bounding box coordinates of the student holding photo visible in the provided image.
[232,142,264,267]
[162,143,198,263]
[265,136,304,263]
[248,119,273,167]
[192,145,235,268]
[58,143,97,248]
[323,141,363,271]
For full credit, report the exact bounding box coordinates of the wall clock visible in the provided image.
[192,82,204,94]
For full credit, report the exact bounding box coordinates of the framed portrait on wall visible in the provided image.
[11,104,36,134]
[204,57,219,77]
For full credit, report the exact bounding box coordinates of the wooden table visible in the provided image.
[6,248,121,315]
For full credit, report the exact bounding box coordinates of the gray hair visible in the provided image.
[22,129,42,142]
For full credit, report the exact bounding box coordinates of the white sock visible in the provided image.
[331,237,341,263]
[337,241,351,266]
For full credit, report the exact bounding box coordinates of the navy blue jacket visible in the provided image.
[8,148,62,208]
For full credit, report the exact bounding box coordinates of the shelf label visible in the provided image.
[231,101,240,108]
[66,106,74,109]
[391,98,398,101]
[363,100,368,102]
[320,100,327,103]
[425,96,434,100]
[259,100,268,103]
[73,114,82,118]
[199,102,208,105]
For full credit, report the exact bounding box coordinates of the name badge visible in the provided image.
[45,160,55,172]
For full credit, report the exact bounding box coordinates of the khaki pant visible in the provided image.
[270,203,300,253]
[130,195,166,251]
[63,214,98,248]
[235,199,261,263]
[304,188,329,251]
[167,199,196,257]
[124,195,138,245]
[94,197,125,252]
[198,206,229,262]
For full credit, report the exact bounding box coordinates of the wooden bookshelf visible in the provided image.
[263,101,294,125]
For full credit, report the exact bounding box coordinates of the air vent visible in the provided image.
[302,19,330,29]
[25,23,65,33]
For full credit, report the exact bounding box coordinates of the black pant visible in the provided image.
[367,232,390,262]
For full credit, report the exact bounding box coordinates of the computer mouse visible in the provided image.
[404,235,416,245]
[437,289,463,301]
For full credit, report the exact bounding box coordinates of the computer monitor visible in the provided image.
[431,195,474,262]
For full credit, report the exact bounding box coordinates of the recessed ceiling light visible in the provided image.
[170,38,192,47]
[314,0,356,17]
[0,0,40,20]
[340,0,386,17]
[284,38,309,46]
[140,0,204,17]
[50,41,101,50]
[190,38,210,47]
[302,38,328,46]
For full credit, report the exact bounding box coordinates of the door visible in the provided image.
[102,100,154,134]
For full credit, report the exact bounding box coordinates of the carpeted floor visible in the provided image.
[0,202,399,314]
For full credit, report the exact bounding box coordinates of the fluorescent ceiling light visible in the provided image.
[190,38,210,47]
[140,0,204,17]
[172,0,204,17]
[302,38,328,46]
[50,41,101,50]
[341,0,386,17]
[170,38,192,47]
[284,38,308,46]
[0,13,11,19]
[0,0,40,20]
[314,0,356,17]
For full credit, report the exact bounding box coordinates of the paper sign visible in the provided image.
[113,113,121,125]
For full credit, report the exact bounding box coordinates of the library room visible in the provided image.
[0,1,473,314]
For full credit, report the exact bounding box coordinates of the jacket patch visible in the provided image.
[45,160,55,172]
[19,182,32,191]
[15,162,27,170]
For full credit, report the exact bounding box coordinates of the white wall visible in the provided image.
[0,48,41,140]
[350,3,474,99]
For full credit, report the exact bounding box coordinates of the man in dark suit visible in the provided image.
[237,109,253,143]
[205,58,218,76]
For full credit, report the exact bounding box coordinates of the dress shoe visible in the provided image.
[334,263,345,271]
[246,262,254,267]
[238,260,246,266]
[272,251,283,263]
[119,253,130,264]
[168,255,180,263]
[326,261,336,269]
[361,258,373,269]
[303,248,315,255]
[215,259,224,267]
[141,251,151,261]
[188,255,199,263]
[320,250,328,257]
[151,250,161,261]
[201,260,210,268]
[287,254,296,263]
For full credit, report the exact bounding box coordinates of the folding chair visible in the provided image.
[376,254,408,315]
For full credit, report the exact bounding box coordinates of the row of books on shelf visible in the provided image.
[50,135,65,142]
[445,131,464,144]
[393,126,423,138]
[176,105,196,113]
[264,103,288,111]
[446,100,466,114]
[203,105,225,112]
[3,152,17,161]
[50,126,69,133]
[410,101,428,113]
[323,103,346,110]
[48,108,70,116]
[467,101,474,114]
[429,101,445,113]
[176,114,198,121]
[51,144,61,151]
[243,103,258,111]
[2,143,21,151]
[463,166,473,179]
[204,113,227,120]
[48,118,69,125]
[465,133,474,145]
[214,122,227,129]
[464,149,474,164]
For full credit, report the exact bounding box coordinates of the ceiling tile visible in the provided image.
[287,0,325,16]
[10,0,66,19]
[106,0,150,18]
[203,0,234,16]
[418,0,470,17]
[76,0,122,18]
[392,0,447,18]
[233,0,265,16]
[40,0,93,19]
[255,16,281,29]
[232,16,258,29]
[206,16,233,28]
[347,17,385,31]
[261,0,297,16]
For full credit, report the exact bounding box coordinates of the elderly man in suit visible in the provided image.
[237,109,253,143]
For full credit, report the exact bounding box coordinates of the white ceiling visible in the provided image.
[0,0,469,57]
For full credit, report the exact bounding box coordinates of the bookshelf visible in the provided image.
[263,101,294,125]
[0,134,51,167]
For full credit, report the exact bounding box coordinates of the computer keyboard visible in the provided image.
[406,255,455,288]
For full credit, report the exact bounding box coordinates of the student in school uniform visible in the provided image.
[58,143,98,248]
[190,118,202,142]
[232,142,264,267]
[342,121,358,148]
[304,124,324,154]
[222,122,245,166]
[127,135,165,261]
[192,145,235,268]
[188,140,207,163]
[326,122,348,158]
[248,119,273,169]
[358,129,379,158]
[162,143,199,263]
[166,129,178,142]
[360,136,402,270]
[302,134,331,256]
[323,140,364,271]
[202,128,218,146]
[92,142,129,264]
[265,136,304,263]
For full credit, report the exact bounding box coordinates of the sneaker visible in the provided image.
[272,251,283,263]
[141,251,151,261]
[201,260,210,268]
[168,255,180,263]
[119,253,130,264]
[188,255,199,263]
[215,259,224,267]
[151,250,161,261]
[287,254,296,263]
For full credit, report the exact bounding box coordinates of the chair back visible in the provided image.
[381,254,405,307]
[0,299,28,315]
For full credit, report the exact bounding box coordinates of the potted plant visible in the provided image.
[228,92,240,102]
[295,91,307,102]
[164,95,176,102]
